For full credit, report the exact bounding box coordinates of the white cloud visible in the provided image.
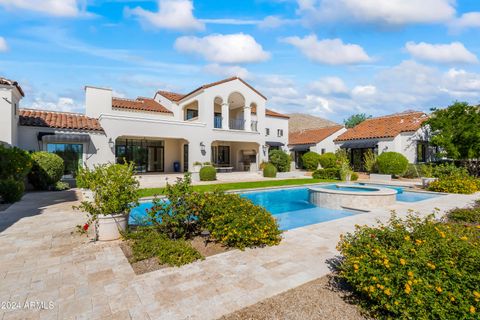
[405,41,478,64]
[203,64,250,79]
[30,97,84,113]
[258,16,298,29]
[282,35,371,65]
[0,37,7,52]
[297,0,455,26]
[352,85,376,96]
[441,68,480,97]
[126,0,204,31]
[174,33,270,64]
[310,77,349,95]
[449,12,480,32]
[0,0,84,17]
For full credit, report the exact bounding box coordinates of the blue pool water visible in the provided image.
[396,191,441,202]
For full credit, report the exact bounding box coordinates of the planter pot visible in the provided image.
[96,213,129,241]
[422,177,438,188]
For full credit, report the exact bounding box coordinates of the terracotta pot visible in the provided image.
[96,213,129,241]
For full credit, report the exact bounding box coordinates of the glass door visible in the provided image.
[147,146,164,172]
[183,144,189,172]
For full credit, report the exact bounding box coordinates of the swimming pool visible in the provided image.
[355,183,442,202]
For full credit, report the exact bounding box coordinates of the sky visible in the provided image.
[0,0,480,123]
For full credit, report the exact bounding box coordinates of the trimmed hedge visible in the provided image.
[318,152,337,169]
[269,150,290,172]
[0,145,31,203]
[377,152,408,176]
[312,168,341,180]
[0,178,25,203]
[263,163,277,178]
[28,152,64,190]
[428,177,478,194]
[351,172,359,181]
[199,166,216,181]
[302,152,320,171]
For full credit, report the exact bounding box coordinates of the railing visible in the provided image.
[229,119,245,130]
[214,116,222,129]
[251,121,258,132]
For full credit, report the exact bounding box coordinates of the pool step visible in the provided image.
[340,206,371,213]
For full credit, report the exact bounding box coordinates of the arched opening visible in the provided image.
[250,102,258,132]
[213,96,223,128]
[183,100,199,121]
[227,92,246,130]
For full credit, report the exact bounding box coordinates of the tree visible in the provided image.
[425,102,480,176]
[343,113,372,128]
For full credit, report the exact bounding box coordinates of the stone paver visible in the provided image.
[0,189,477,319]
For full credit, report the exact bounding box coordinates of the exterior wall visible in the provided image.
[0,86,21,146]
[264,115,289,152]
[310,128,347,154]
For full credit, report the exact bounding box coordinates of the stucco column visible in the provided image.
[221,102,229,130]
[244,105,252,132]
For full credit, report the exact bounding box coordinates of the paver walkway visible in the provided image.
[0,190,477,319]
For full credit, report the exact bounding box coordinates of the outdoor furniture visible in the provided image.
[215,166,233,173]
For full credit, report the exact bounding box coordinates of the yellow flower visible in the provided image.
[450,297,455,302]
[372,276,378,281]
[384,288,391,296]
[474,291,480,298]
[460,236,468,241]
[408,271,414,278]
[353,264,359,270]
[470,306,476,314]
[436,287,443,293]
[405,283,411,294]
[400,258,406,266]
[427,262,436,270]
[394,301,399,306]
[404,235,410,241]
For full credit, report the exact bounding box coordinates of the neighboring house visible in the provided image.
[334,111,430,171]
[1,76,289,176]
[288,125,346,169]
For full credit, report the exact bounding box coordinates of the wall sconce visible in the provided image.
[262,144,268,155]
[108,137,114,149]
[200,142,206,152]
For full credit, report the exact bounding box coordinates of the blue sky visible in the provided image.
[1,0,480,122]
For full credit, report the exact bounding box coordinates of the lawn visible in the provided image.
[139,178,336,197]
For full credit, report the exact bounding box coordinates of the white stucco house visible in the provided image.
[288,125,346,169]
[333,111,430,171]
[1,76,289,176]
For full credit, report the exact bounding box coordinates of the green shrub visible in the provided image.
[363,149,378,173]
[75,162,139,219]
[28,151,64,190]
[146,174,200,239]
[0,178,25,203]
[312,168,341,180]
[126,228,203,267]
[269,150,290,172]
[55,181,70,191]
[76,166,95,189]
[302,152,320,171]
[432,163,469,179]
[199,166,216,181]
[263,163,277,178]
[0,145,32,180]
[197,191,282,250]
[351,172,359,181]
[318,152,337,169]
[446,207,480,224]
[403,164,435,179]
[337,213,480,320]
[376,152,409,176]
[428,177,478,194]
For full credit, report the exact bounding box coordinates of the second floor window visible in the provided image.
[266,128,270,136]
[277,129,283,137]
[185,109,198,120]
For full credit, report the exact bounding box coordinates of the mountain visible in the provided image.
[287,113,340,133]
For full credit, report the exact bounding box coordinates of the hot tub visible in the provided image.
[309,184,397,210]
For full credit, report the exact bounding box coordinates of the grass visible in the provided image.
[139,178,336,198]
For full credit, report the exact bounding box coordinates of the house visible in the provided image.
[1,76,289,176]
[288,125,346,169]
[334,111,430,171]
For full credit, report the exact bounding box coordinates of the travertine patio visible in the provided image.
[0,190,477,320]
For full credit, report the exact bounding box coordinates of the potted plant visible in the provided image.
[75,162,139,241]
[193,161,202,172]
[76,166,95,202]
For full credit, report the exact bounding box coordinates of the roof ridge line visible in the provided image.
[19,108,88,117]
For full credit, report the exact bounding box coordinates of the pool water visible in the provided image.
[320,184,379,192]
[241,188,355,230]
[396,191,441,202]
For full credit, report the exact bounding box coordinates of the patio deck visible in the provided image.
[0,190,477,319]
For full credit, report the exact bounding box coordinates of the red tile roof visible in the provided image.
[251,106,289,119]
[182,77,268,101]
[335,111,428,142]
[289,125,344,145]
[156,90,185,102]
[0,77,25,97]
[112,97,173,114]
[19,109,103,131]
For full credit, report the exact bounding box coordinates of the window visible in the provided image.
[185,109,198,120]
[211,146,230,165]
[266,128,270,136]
[321,148,326,154]
[47,143,83,177]
[277,129,283,137]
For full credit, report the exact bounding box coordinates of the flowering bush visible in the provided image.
[428,177,478,194]
[337,213,480,319]
[197,191,282,249]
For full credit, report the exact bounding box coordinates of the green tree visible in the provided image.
[343,113,372,128]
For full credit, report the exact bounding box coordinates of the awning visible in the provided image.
[41,133,91,143]
[266,141,284,147]
[340,140,379,149]
[290,144,314,152]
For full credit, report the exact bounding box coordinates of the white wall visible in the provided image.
[0,86,21,146]
[310,128,347,154]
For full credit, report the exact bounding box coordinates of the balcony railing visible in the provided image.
[251,121,258,132]
[229,119,245,130]
[214,116,222,129]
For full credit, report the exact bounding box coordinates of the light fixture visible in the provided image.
[108,137,114,149]
[262,144,268,155]
[200,142,205,152]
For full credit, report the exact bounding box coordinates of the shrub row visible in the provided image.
[312,168,341,180]
[428,177,479,194]
[0,145,32,203]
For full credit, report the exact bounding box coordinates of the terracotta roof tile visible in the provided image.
[0,77,25,97]
[289,125,344,145]
[112,97,173,114]
[335,111,428,142]
[156,91,185,102]
[251,106,289,119]
[19,109,103,131]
